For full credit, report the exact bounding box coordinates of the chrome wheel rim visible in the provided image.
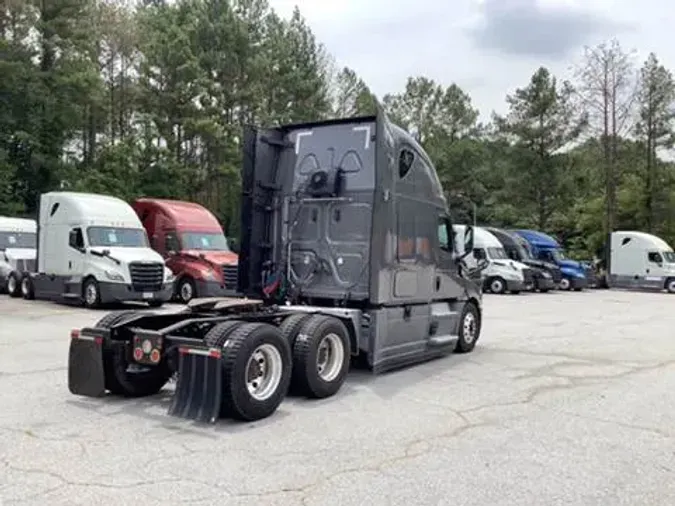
[85,283,97,305]
[245,344,283,401]
[21,277,29,295]
[490,279,503,293]
[7,276,16,293]
[316,333,345,382]
[180,281,193,302]
[559,278,570,290]
[462,312,477,344]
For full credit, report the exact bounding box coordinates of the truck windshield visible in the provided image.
[664,251,675,263]
[487,247,509,259]
[87,227,148,248]
[181,232,230,251]
[552,250,567,261]
[0,232,36,250]
[519,244,533,259]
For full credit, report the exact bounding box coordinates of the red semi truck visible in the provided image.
[132,198,239,303]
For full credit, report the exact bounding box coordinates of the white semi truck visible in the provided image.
[21,191,175,308]
[601,230,675,293]
[0,217,37,297]
[454,225,534,294]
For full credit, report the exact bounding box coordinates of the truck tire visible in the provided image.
[666,278,675,294]
[82,277,101,309]
[291,314,351,399]
[220,322,292,421]
[177,276,196,304]
[7,272,21,297]
[204,320,244,348]
[95,310,171,397]
[278,313,313,348]
[96,310,142,328]
[487,277,506,294]
[558,277,571,291]
[454,301,481,353]
[21,274,34,300]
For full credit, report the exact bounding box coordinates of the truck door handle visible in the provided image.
[435,276,441,290]
[69,261,72,269]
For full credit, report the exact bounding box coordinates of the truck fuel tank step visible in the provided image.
[168,346,224,424]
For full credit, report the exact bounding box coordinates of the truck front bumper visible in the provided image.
[195,280,239,298]
[535,277,555,291]
[98,281,174,304]
[505,279,525,293]
[559,276,588,290]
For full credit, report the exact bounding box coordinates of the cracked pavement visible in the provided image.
[1,290,674,505]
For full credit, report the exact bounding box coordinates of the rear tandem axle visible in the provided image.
[68,298,356,423]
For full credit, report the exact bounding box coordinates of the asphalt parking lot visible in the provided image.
[1,290,674,506]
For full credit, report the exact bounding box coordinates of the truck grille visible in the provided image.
[129,262,164,292]
[221,264,238,289]
[584,266,598,286]
[522,268,535,285]
[550,267,562,283]
[15,259,36,273]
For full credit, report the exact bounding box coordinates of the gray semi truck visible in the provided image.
[67,107,485,423]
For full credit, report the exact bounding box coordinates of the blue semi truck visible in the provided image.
[511,229,591,291]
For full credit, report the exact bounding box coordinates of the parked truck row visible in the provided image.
[2,202,674,304]
[0,193,240,307]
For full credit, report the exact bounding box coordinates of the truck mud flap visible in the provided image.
[168,346,223,424]
[68,330,106,397]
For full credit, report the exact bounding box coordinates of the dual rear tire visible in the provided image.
[202,314,351,422]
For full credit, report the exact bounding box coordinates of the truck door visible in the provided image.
[163,229,181,271]
[434,215,464,300]
[644,251,664,289]
[67,227,85,276]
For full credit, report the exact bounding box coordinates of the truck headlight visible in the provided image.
[202,270,217,281]
[164,268,175,282]
[542,271,551,279]
[105,270,124,282]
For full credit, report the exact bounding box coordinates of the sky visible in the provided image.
[268,0,675,121]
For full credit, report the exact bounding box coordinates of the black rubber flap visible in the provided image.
[168,349,223,424]
[68,334,106,397]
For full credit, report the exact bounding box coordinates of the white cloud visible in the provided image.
[268,0,675,121]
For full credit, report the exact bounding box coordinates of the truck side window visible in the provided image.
[398,149,414,178]
[165,232,180,253]
[438,221,449,250]
[68,228,84,250]
[648,252,663,263]
[437,217,453,253]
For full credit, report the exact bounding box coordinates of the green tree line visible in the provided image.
[2,0,674,258]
